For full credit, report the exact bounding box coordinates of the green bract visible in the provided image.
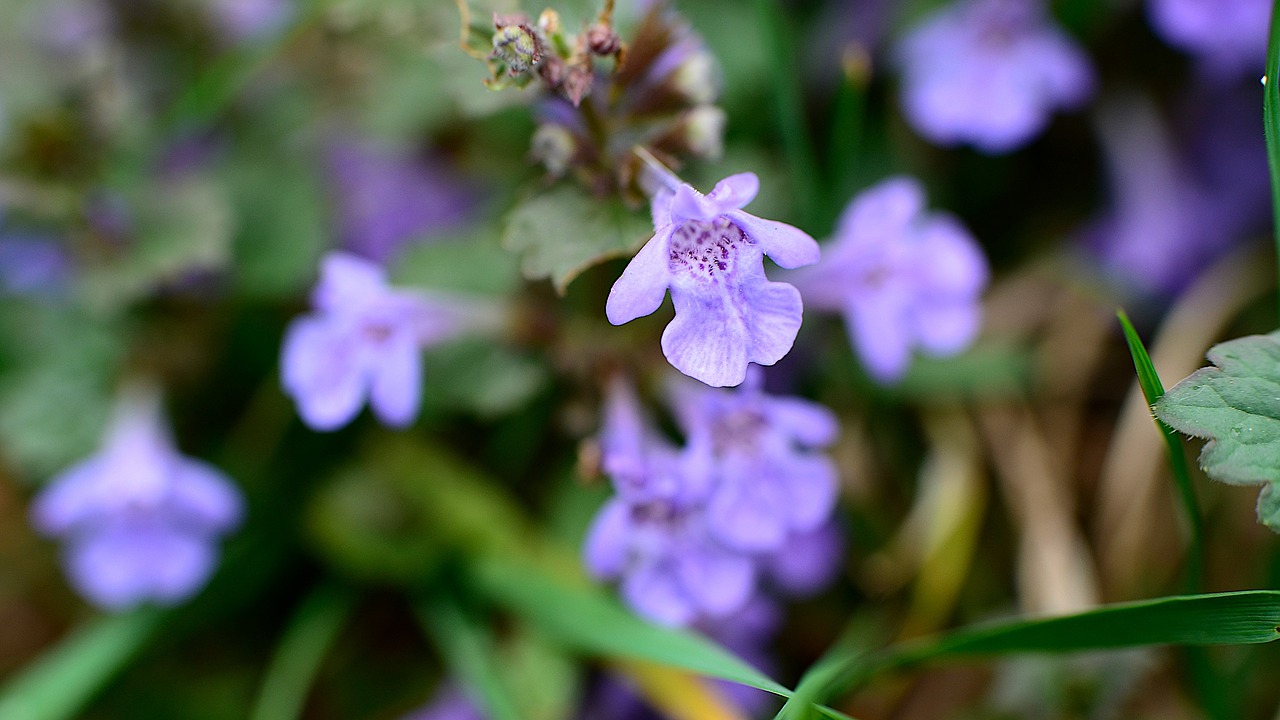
[1155,331,1280,532]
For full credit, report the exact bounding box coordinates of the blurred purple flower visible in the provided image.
[575,674,663,720]
[401,685,485,720]
[1148,0,1268,76]
[895,0,1094,152]
[30,388,243,611]
[281,252,486,431]
[762,521,845,597]
[698,597,782,716]
[793,177,988,383]
[328,140,475,265]
[584,378,755,626]
[606,173,820,388]
[1088,92,1267,295]
[0,236,71,298]
[38,0,114,59]
[671,368,840,553]
[209,0,294,43]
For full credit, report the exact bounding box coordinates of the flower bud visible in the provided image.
[680,105,725,159]
[531,124,578,176]
[671,49,718,104]
[491,23,540,75]
[585,23,621,56]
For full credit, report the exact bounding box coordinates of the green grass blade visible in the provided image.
[0,609,163,720]
[248,582,355,720]
[1265,0,1280,312]
[415,591,524,720]
[1116,310,1204,591]
[470,557,790,697]
[753,0,823,228]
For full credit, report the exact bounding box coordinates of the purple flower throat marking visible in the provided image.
[668,217,750,280]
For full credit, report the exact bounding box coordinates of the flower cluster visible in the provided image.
[281,252,493,431]
[583,371,842,626]
[607,172,819,387]
[794,177,989,383]
[30,389,243,611]
[895,0,1094,152]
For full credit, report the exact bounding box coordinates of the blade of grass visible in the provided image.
[0,608,163,720]
[1116,309,1204,591]
[248,582,356,720]
[796,590,1280,708]
[753,0,823,228]
[1266,0,1280,316]
[415,591,524,720]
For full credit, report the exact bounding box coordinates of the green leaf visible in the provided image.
[415,594,525,720]
[799,591,1280,707]
[502,185,652,294]
[249,583,356,720]
[0,609,163,720]
[1153,331,1280,532]
[1117,310,1203,590]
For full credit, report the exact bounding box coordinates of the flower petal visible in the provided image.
[312,252,389,315]
[779,454,839,532]
[669,184,722,223]
[583,499,632,580]
[727,211,819,269]
[281,316,369,431]
[739,280,805,367]
[762,396,840,448]
[706,468,790,551]
[912,301,982,356]
[706,173,759,210]
[622,560,697,626]
[170,459,244,532]
[369,332,423,428]
[661,288,750,387]
[606,227,673,325]
[846,294,912,383]
[674,542,755,617]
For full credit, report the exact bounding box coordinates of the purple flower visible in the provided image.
[281,252,483,431]
[328,139,475,265]
[895,0,1094,152]
[0,236,70,298]
[671,369,840,553]
[793,177,988,383]
[30,389,242,611]
[209,0,294,43]
[762,521,844,597]
[1148,0,1268,76]
[584,378,754,626]
[606,173,820,388]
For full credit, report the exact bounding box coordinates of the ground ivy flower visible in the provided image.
[1148,0,1268,76]
[793,177,988,383]
[281,252,484,431]
[30,388,243,611]
[895,0,1094,153]
[606,172,820,388]
[584,377,753,625]
[671,369,840,553]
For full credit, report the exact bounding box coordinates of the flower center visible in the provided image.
[667,217,751,284]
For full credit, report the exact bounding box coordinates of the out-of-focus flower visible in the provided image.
[584,378,753,626]
[400,684,485,720]
[281,253,488,431]
[0,236,70,298]
[209,0,294,43]
[895,0,1094,153]
[762,521,845,596]
[37,0,114,60]
[606,173,820,388]
[1147,0,1268,76]
[793,177,988,383]
[328,139,475,265]
[1088,93,1267,295]
[671,368,839,553]
[30,388,243,611]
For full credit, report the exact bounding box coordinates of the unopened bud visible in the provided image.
[492,24,540,74]
[585,23,621,56]
[681,105,725,159]
[563,65,593,106]
[531,124,578,176]
[671,50,718,104]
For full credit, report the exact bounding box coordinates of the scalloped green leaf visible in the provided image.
[1154,331,1280,532]
[502,185,652,294]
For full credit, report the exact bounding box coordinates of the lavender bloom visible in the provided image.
[895,0,1094,153]
[0,236,70,298]
[584,378,754,626]
[328,140,474,265]
[209,0,294,43]
[1148,0,1268,75]
[30,389,242,611]
[762,521,844,597]
[401,685,485,720]
[672,369,840,553]
[793,177,989,383]
[281,252,481,431]
[606,173,820,388]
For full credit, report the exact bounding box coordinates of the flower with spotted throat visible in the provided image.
[605,172,819,387]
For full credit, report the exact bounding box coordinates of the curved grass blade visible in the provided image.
[0,608,163,720]
[249,582,356,720]
[1265,0,1280,311]
[416,590,524,720]
[1116,309,1204,591]
[807,590,1280,702]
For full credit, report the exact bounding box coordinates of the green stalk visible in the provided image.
[753,0,823,228]
[248,583,355,720]
[1265,0,1280,314]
